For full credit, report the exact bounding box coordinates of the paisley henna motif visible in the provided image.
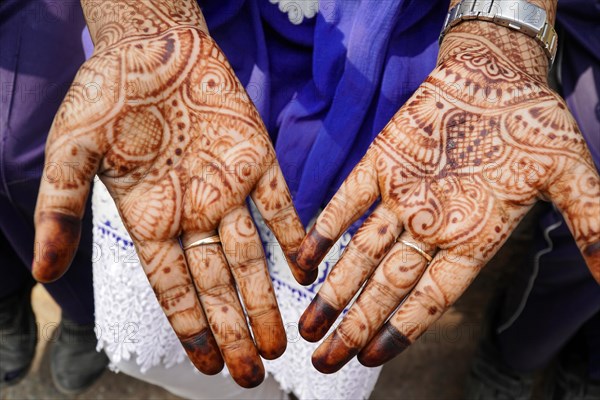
[297,0,600,373]
[32,0,309,388]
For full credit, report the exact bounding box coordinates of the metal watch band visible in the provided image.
[439,0,558,66]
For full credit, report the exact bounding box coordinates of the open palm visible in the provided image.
[295,31,600,373]
[32,27,312,388]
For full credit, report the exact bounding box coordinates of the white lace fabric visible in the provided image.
[92,179,381,399]
[268,0,319,25]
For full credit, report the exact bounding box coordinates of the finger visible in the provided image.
[297,157,379,271]
[135,238,224,375]
[357,243,481,367]
[219,206,286,360]
[33,128,102,282]
[311,232,434,373]
[183,233,265,388]
[299,204,402,342]
[251,161,317,285]
[545,160,600,282]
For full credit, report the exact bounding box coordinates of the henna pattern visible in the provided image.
[296,2,600,373]
[32,0,309,388]
[81,0,209,50]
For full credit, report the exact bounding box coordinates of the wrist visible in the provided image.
[439,21,549,82]
[438,0,557,84]
[81,0,208,51]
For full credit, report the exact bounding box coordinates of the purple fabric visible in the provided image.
[0,0,95,324]
[0,0,85,189]
[556,0,600,172]
[202,0,448,225]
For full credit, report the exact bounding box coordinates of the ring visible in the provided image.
[183,234,221,251]
[396,239,433,264]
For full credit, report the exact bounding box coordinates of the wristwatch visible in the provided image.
[439,0,558,66]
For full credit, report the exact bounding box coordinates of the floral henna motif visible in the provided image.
[297,10,600,372]
[32,0,308,388]
[81,0,209,51]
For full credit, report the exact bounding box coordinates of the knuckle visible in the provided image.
[230,256,265,278]
[362,280,400,308]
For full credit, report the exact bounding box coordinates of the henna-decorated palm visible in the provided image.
[295,31,600,373]
[32,27,313,388]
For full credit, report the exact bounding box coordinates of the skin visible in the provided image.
[296,0,600,373]
[32,0,315,388]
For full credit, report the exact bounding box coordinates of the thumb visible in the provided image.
[545,159,600,282]
[33,127,101,283]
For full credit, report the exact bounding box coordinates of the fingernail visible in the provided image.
[253,318,287,360]
[226,349,265,388]
[311,331,359,374]
[288,253,319,285]
[357,324,411,367]
[296,227,333,271]
[296,268,319,286]
[32,212,81,283]
[299,294,339,342]
[181,330,224,375]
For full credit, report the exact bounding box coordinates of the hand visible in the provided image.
[32,22,313,387]
[294,26,600,373]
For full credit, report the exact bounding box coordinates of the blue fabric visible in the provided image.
[556,0,600,172]
[202,0,448,225]
[0,0,95,324]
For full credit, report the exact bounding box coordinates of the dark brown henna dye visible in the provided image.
[357,324,411,367]
[251,319,287,360]
[311,330,359,374]
[226,355,265,389]
[299,294,340,342]
[180,330,224,375]
[33,211,82,282]
[297,269,319,286]
[257,338,286,360]
[583,241,600,258]
[296,227,334,271]
[285,252,319,286]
